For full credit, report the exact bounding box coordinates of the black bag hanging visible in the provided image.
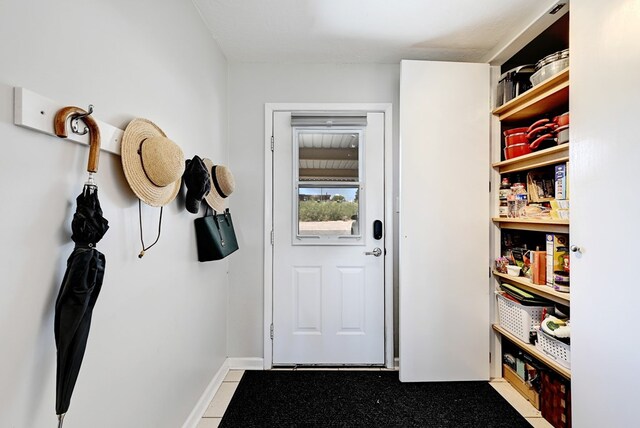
[194,207,239,261]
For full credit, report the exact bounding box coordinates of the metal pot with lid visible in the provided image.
[531,49,570,86]
[535,49,570,70]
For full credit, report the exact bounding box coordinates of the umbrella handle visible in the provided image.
[54,106,102,174]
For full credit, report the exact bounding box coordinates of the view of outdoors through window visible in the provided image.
[298,187,359,236]
[296,130,362,237]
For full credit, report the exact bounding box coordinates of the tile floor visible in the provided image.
[197,368,552,428]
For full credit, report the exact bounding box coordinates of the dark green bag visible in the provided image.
[194,207,239,261]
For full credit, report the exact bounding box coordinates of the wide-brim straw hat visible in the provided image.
[203,158,235,211]
[121,119,185,207]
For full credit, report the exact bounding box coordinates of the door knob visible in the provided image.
[365,247,382,257]
[570,245,581,253]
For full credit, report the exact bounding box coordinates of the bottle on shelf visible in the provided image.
[499,177,511,217]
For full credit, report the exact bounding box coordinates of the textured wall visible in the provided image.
[0,1,228,427]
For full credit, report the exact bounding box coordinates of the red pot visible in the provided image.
[504,133,554,159]
[527,118,550,133]
[504,143,532,159]
[529,133,554,149]
[554,112,570,127]
[505,132,530,146]
[503,127,529,137]
[527,126,550,139]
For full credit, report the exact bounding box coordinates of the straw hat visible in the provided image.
[121,119,185,207]
[203,158,235,211]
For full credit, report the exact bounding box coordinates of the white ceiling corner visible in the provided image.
[193,0,561,64]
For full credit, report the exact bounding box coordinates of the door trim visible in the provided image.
[264,103,394,369]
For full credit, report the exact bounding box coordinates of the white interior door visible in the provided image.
[272,111,385,365]
[399,60,490,381]
[570,3,640,426]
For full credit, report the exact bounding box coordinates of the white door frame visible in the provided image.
[264,103,394,369]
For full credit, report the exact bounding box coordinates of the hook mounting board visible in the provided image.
[13,87,123,156]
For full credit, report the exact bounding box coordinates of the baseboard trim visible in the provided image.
[181,360,229,428]
[182,357,266,427]
[227,357,264,370]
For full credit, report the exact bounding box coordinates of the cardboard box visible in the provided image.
[550,200,570,210]
[566,161,570,200]
[531,250,547,285]
[550,199,570,220]
[550,209,570,220]
[546,234,569,286]
[503,364,540,410]
[546,234,555,286]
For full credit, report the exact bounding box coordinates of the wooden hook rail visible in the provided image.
[13,87,123,156]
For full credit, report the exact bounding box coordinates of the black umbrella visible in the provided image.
[54,189,108,424]
[53,106,108,427]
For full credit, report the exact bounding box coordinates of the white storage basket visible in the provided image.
[536,329,571,369]
[496,293,553,343]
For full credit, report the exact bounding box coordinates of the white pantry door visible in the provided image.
[570,2,640,426]
[272,111,385,365]
[399,60,490,381]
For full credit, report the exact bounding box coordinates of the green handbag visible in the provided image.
[194,207,239,261]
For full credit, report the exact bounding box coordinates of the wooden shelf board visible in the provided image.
[493,68,569,122]
[493,271,570,305]
[492,218,569,233]
[493,145,569,174]
[493,324,571,380]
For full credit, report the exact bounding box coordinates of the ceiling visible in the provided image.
[193,0,560,64]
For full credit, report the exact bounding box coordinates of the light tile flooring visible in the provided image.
[197,368,552,428]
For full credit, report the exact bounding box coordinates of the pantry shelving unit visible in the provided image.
[492,217,569,233]
[491,71,570,346]
[492,68,569,122]
[492,324,571,380]
[489,12,571,420]
[493,270,569,305]
[493,144,569,174]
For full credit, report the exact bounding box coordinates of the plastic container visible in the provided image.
[536,328,571,369]
[496,293,553,343]
[515,194,528,218]
[506,265,521,277]
[507,183,527,217]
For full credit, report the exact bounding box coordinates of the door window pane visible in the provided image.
[294,128,363,243]
[298,186,360,236]
[297,132,359,182]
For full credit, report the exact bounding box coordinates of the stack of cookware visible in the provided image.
[503,113,570,160]
[495,64,536,108]
[504,120,554,160]
[530,49,569,86]
[554,112,569,144]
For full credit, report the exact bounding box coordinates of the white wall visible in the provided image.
[570,1,640,426]
[0,1,228,427]
[227,63,399,358]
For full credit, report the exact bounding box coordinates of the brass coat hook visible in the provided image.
[54,105,101,173]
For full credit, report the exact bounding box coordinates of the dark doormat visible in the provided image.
[219,370,531,427]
